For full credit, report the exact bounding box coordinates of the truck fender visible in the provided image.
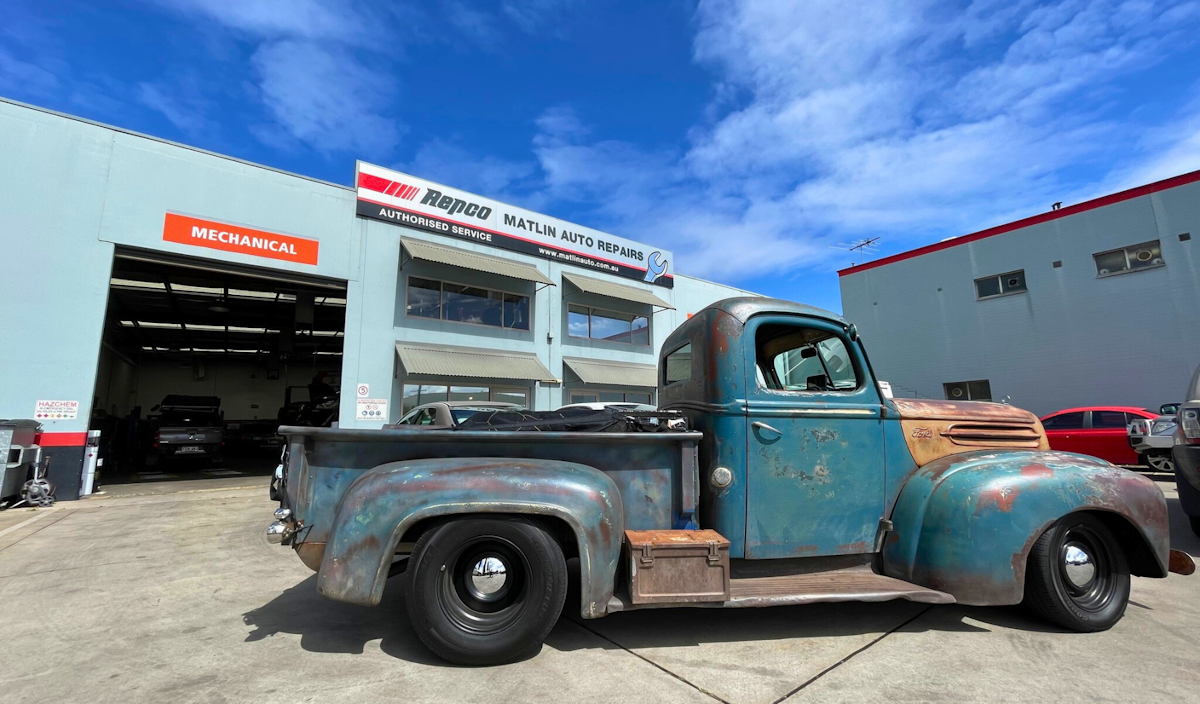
[882,450,1170,605]
[316,458,625,619]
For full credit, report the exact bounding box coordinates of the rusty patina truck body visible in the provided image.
[270,297,1192,665]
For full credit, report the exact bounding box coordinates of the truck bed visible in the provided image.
[279,426,703,549]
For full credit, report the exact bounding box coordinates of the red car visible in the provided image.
[1040,406,1159,466]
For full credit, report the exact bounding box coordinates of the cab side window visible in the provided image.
[756,323,859,392]
[1042,412,1085,429]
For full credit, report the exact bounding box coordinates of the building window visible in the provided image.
[568,390,654,405]
[974,270,1027,299]
[567,305,649,345]
[401,383,529,415]
[1093,240,1163,277]
[406,277,529,330]
[943,380,991,401]
[664,343,692,385]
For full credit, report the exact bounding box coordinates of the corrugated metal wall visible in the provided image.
[840,181,1200,415]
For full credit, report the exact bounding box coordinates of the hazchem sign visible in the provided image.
[162,213,320,266]
[354,162,673,287]
[35,400,79,420]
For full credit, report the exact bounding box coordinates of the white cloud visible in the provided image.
[136,81,211,135]
[251,40,403,155]
[148,0,379,44]
[0,47,58,97]
[403,139,537,202]
[150,0,407,156]
[510,0,1200,281]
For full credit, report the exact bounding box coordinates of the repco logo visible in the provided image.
[421,189,492,221]
[910,427,934,440]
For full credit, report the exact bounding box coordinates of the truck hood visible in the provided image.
[891,398,1039,424]
[891,398,1049,466]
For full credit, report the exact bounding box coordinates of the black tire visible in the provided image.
[1024,513,1130,632]
[405,517,567,666]
[1190,516,1200,539]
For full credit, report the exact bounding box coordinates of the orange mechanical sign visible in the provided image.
[162,213,319,266]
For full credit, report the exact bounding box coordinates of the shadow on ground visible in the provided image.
[242,571,1070,667]
[243,490,1198,667]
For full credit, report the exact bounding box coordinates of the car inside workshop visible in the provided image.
[89,250,346,486]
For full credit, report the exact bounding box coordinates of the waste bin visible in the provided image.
[0,420,42,501]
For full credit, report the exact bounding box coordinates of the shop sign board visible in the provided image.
[354,162,673,287]
[356,398,388,421]
[35,400,79,420]
[162,213,320,266]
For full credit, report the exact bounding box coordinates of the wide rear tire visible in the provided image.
[405,517,567,666]
[1023,513,1130,632]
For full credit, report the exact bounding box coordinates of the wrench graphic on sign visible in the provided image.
[643,251,668,283]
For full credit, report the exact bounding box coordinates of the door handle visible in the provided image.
[752,421,783,436]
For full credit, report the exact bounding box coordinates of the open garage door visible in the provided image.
[90,249,347,488]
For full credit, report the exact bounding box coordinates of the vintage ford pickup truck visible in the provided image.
[268,297,1193,665]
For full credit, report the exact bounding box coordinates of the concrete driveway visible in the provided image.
[0,477,1197,704]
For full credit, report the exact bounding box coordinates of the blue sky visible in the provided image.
[4,0,1200,312]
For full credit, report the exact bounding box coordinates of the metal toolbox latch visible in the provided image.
[640,543,655,567]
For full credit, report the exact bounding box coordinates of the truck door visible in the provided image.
[743,315,885,559]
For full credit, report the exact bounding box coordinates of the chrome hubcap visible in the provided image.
[468,556,509,599]
[1063,543,1096,588]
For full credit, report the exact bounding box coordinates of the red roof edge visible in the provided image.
[837,167,1200,277]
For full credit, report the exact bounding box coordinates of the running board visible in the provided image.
[607,568,955,612]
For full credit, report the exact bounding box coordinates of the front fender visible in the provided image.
[883,450,1169,605]
[316,458,624,619]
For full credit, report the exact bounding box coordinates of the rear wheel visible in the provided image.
[1191,516,1200,539]
[1024,513,1130,632]
[1145,452,1174,473]
[405,517,567,665]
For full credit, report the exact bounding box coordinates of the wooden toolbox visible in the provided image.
[625,529,731,604]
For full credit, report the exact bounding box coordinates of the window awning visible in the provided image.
[562,273,673,309]
[396,342,557,383]
[401,237,555,286]
[562,357,658,388]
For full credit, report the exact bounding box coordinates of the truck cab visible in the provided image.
[270,296,1192,666]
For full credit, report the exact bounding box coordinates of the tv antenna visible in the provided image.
[831,237,881,265]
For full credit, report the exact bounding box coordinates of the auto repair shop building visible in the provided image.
[839,169,1200,416]
[0,98,753,500]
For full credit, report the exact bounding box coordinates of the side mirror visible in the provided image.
[845,323,858,341]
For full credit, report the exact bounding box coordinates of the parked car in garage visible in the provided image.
[393,401,523,428]
[1172,365,1200,537]
[1040,406,1159,466]
[150,395,224,465]
[1128,413,1177,472]
[554,402,657,412]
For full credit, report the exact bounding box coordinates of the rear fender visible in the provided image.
[316,458,624,618]
[883,450,1169,605]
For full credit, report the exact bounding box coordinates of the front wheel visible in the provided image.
[405,517,567,666]
[1024,513,1130,632]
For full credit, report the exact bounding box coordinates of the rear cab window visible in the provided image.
[664,343,692,385]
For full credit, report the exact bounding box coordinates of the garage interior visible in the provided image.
[90,250,346,485]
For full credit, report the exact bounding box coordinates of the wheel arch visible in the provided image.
[316,458,624,619]
[883,450,1170,605]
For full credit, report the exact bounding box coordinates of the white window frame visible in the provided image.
[1093,240,1164,278]
[405,275,532,331]
[566,304,650,346]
